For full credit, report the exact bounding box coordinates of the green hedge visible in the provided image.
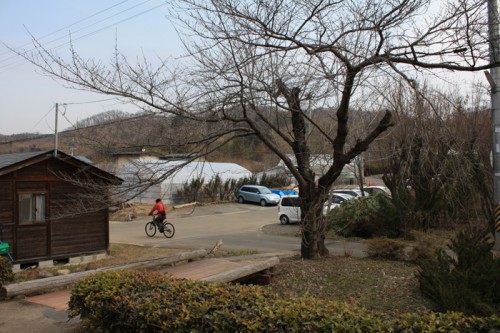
[69,270,500,333]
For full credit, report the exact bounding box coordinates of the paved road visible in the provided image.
[110,202,367,257]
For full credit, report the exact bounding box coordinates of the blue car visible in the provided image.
[237,185,281,206]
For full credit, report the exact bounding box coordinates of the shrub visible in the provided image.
[174,173,290,205]
[328,193,402,238]
[416,227,500,316]
[365,238,406,261]
[0,257,14,285]
[258,172,291,188]
[406,230,442,263]
[174,176,204,203]
[69,270,500,332]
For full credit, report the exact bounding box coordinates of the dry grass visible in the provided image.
[110,203,173,222]
[13,244,182,282]
[268,256,435,316]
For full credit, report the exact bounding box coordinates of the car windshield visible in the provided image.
[260,188,272,194]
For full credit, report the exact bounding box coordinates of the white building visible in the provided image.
[118,159,252,204]
[274,154,360,185]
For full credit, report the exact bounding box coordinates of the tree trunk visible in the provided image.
[300,185,329,259]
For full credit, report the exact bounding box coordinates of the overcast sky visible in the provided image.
[0,0,181,135]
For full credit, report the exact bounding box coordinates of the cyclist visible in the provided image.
[148,198,166,232]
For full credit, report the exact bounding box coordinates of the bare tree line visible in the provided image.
[369,82,493,235]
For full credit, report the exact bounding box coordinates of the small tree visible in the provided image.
[416,227,500,316]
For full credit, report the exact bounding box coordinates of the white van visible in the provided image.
[278,195,301,225]
[278,193,353,224]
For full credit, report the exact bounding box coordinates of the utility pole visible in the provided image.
[54,103,59,157]
[487,0,500,250]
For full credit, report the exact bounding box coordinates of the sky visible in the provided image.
[0,0,182,135]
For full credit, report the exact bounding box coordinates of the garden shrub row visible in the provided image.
[69,270,500,333]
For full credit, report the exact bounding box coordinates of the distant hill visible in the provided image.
[0,110,277,173]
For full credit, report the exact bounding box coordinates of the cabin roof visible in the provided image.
[0,150,122,182]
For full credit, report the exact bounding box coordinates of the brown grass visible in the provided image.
[13,244,182,282]
[110,203,173,222]
[268,255,435,315]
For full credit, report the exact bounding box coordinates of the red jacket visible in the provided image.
[149,202,166,218]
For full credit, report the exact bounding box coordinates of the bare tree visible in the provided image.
[18,0,499,259]
[371,82,493,235]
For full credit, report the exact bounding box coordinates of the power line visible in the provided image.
[62,1,167,47]
[61,97,122,105]
[27,105,56,133]
[0,0,130,58]
[0,0,168,72]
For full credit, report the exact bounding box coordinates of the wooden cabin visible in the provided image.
[0,150,122,266]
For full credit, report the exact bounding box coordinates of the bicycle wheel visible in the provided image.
[145,222,156,237]
[162,222,175,238]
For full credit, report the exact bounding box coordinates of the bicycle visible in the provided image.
[145,215,175,238]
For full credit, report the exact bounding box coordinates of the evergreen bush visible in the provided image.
[328,193,402,238]
[416,227,500,316]
[258,172,291,188]
[175,173,290,205]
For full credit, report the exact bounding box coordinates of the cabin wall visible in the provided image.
[50,181,108,257]
[0,180,14,248]
[0,158,110,264]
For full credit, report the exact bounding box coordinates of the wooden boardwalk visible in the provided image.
[158,257,279,282]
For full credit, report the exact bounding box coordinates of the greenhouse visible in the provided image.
[118,159,252,204]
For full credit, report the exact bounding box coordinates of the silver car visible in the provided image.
[237,185,281,206]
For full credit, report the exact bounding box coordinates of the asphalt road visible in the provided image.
[111,203,294,250]
[110,202,367,257]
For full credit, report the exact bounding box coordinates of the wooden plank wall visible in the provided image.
[0,158,110,262]
[0,181,14,247]
[50,181,108,256]
[16,225,48,259]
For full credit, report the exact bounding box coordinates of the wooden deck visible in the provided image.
[158,258,249,279]
[157,257,279,282]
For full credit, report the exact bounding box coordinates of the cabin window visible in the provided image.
[18,193,46,225]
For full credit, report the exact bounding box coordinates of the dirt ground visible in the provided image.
[0,296,82,333]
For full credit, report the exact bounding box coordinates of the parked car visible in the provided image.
[237,185,281,206]
[278,195,301,224]
[278,193,353,224]
[333,188,366,198]
[363,185,391,197]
